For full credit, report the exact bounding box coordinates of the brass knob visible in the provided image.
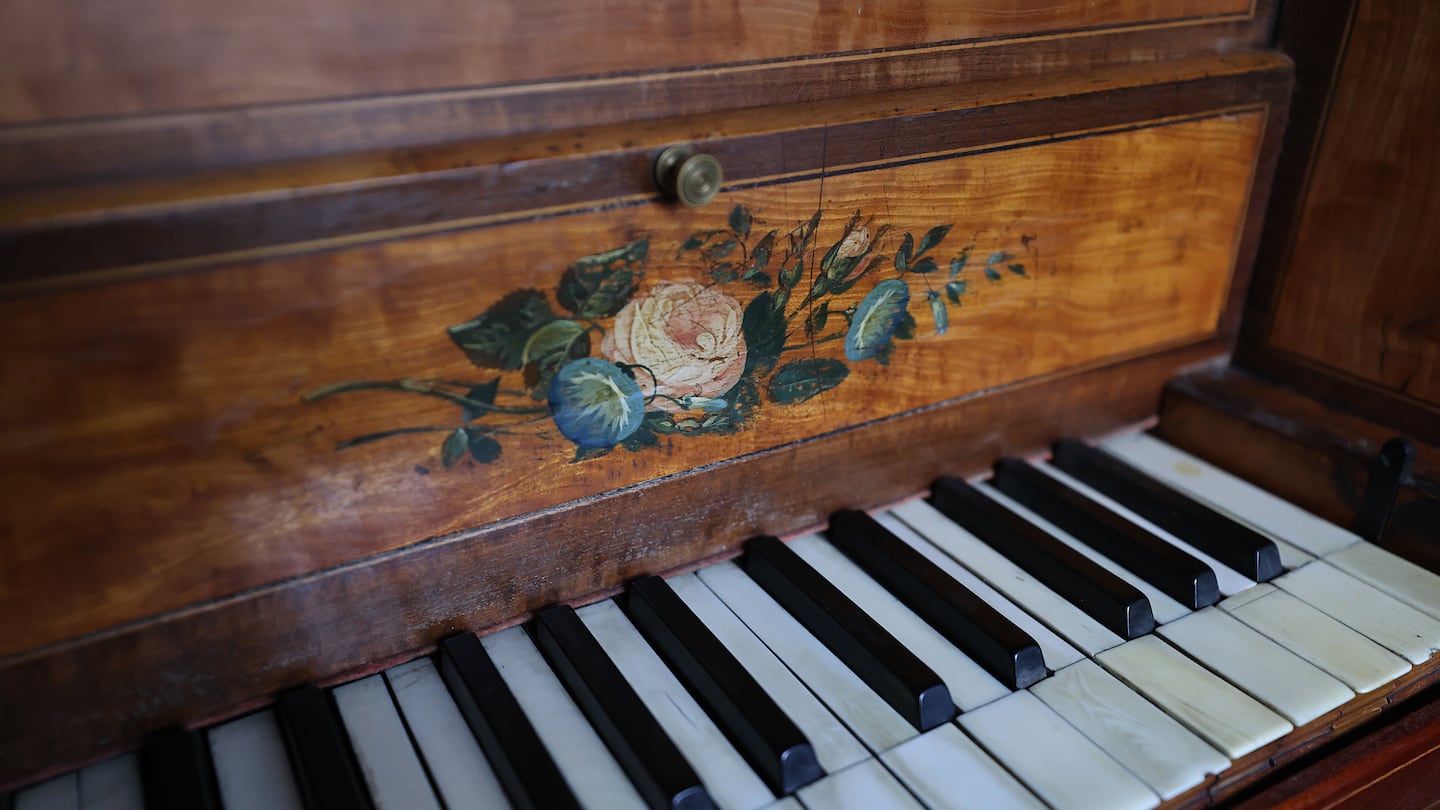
[653,145,723,208]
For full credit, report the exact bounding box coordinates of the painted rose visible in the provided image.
[602,280,747,412]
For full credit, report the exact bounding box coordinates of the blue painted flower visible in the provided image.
[845,279,911,361]
[548,358,646,448]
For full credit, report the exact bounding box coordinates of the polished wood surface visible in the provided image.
[0,52,1290,290]
[0,109,1267,660]
[1268,0,1440,401]
[1240,0,1440,441]
[0,0,1255,125]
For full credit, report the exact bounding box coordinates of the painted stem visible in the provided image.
[303,379,547,415]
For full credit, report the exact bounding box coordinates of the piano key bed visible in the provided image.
[15,433,1440,810]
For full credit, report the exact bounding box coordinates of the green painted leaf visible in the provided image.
[572,445,612,462]
[845,279,911,361]
[441,428,467,468]
[895,233,914,272]
[729,205,753,237]
[463,428,502,463]
[556,238,648,319]
[705,239,738,260]
[986,250,1013,267]
[767,358,850,404]
[949,245,973,278]
[679,235,706,252]
[910,257,939,275]
[927,291,948,335]
[745,231,777,281]
[984,266,1002,282]
[810,300,830,333]
[917,224,953,256]
[742,291,787,375]
[447,289,557,370]
[521,319,590,399]
[945,280,967,303]
[461,378,500,421]
[779,260,803,291]
[1007,263,1028,277]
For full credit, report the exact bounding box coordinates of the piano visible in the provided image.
[2,0,1438,807]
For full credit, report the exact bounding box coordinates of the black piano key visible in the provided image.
[930,477,1155,639]
[743,535,954,731]
[626,575,823,795]
[274,685,374,810]
[139,727,222,810]
[1051,439,1283,582]
[533,605,715,810]
[436,633,583,810]
[991,458,1221,610]
[828,509,1048,690]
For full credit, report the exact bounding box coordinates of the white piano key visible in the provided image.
[1219,584,1410,693]
[697,561,917,753]
[76,754,142,810]
[207,709,305,810]
[1036,462,1256,596]
[876,510,1084,671]
[796,760,923,810]
[332,674,442,810]
[577,600,775,810]
[880,724,1045,810]
[762,798,804,810]
[384,657,515,810]
[1327,542,1440,621]
[1096,635,1290,758]
[889,499,1123,657]
[1101,432,1359,557]
[480,626,645,810]
[15,773,77,810]
[669,572,870,774]
[1274,561,1440,665]
[1031,660,1228,800]
[789,533,1010,711]
[958,691,1158,810]
[975,482,1191,625]
[1156,608,1352,725]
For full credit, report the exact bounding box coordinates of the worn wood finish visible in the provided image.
[0,0,1258,126]
[0,111,1267,659]
[0,53,1293,291]
[1230,686,1440,809]
[0,339,1230,791]
[1155,368,1440,572]
[0,8,1275,193]
[1239,0,1440,436]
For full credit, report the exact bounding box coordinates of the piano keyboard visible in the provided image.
[15,432,1440,810]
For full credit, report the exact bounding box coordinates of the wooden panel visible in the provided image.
[0,111,1266,658]
[0,13,1276,192]
[0,340,1229,791]
[0,52,1292,290]
[0,0,1256,125]
[1245,0,1440,423]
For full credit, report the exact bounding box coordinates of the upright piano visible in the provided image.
[3,0,1438,807]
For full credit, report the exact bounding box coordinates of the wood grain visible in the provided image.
[0,0,1255,126]
[1155,368,1440,572]
[0,113,1265,659]
[0,52,1293,290]
[0,4,1278,195]
[0,339,1228,792]
[1247,0,1440,418]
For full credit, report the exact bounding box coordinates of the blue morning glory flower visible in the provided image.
[547,358,646,448]
[845,279,911,361]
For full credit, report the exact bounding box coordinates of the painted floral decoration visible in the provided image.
[305,205,1032,466]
